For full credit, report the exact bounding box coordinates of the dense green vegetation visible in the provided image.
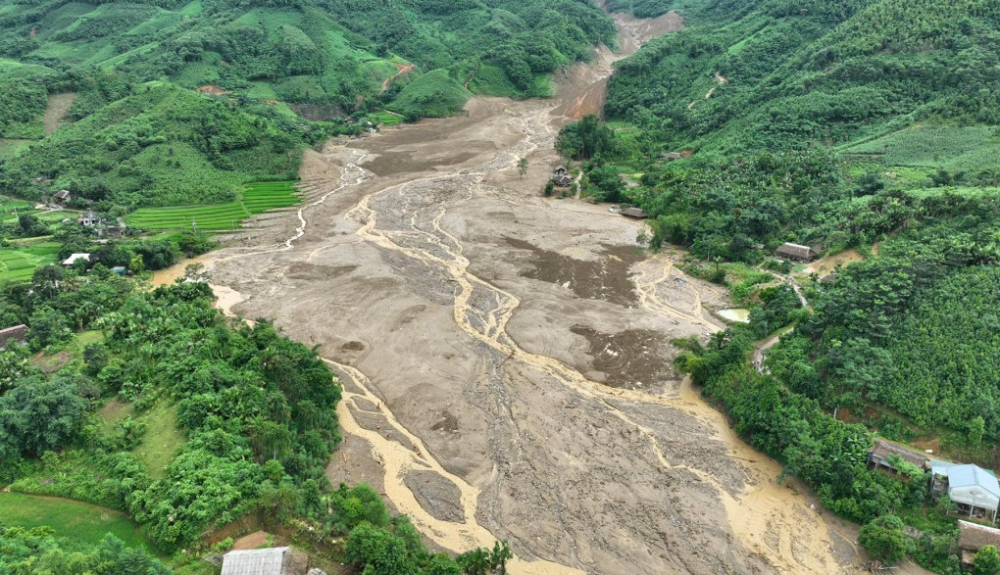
[1,85,315,209]
[0,525,170,575]
[574,0,1000,261]
[573,1,1000,573]
[0,0,616,213]
[0,270,511,573]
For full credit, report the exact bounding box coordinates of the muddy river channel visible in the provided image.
[151,9,932,575]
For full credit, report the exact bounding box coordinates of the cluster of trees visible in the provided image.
[0,526,170,575]
[668,189,1000,572]
[0,272,509,573]
[764,191,1000,444]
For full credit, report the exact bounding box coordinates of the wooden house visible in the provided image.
[958,520,1000,569]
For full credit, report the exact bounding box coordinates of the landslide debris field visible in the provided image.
[192,10,898,575]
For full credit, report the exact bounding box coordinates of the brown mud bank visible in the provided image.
[168,10,938,575]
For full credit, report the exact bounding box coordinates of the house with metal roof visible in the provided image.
[775,243,817,262]
[932,462,1000,522]
[220,547,308,575]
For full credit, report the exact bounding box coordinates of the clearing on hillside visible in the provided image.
[0,492,152,551]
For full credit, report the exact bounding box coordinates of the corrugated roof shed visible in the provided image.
[959,520,1000,551]
[221,547,288,575]
[0,325,27,349]
[949,464,1000,499]
[621,207,649,219]
[868,438,930,469]
[775,243,816,261]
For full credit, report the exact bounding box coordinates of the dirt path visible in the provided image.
[381,63,415,94]
[43,93,76,135]
[176,12,878,575]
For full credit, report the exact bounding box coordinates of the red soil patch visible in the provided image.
[231,530,269,550]
[381,62,415,94]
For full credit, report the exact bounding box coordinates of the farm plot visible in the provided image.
[126,181,299,232]
[0,240,61,281]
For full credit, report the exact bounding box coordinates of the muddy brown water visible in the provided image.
[137,9,936,575]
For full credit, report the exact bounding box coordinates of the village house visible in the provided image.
[78,211,106,227]
[0,324,28,349]
[61,253,90,267]
[958,520,1000,569]
[867,438,931,477]
[220,547,309,575]
[932,462,1000,522]
[621,207,649,219]
[551,166,573,187]
[775,242,817,263]
[51,190,71,205]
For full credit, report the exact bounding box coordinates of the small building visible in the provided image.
[819,273,838,284]
[110,266,127,276]
[51,190,71,205]
[958,520,1000,569]
[221,547,308,575]
[61,253,90,267]
[78,212,105,227]
[867,438,930,476]
[775,243,817,263]
[932,463,1000,522]
[621,207,649,219]
[661,152,683,161]
[550,166,573,187]
[0,325,28,349]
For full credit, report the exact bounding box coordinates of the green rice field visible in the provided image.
[0,239,62,281]
[126,181,299,232]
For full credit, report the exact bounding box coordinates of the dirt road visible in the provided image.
[185,11,882,575]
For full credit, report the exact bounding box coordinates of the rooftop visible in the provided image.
[959,520,1000,551]
[869,438,930,469]
[221,547,288,575]
[947,464,1000,499]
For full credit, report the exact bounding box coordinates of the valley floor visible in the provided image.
[150,11,938,575]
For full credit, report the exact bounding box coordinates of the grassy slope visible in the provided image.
[131,400,186,480]
[0,492,153,552]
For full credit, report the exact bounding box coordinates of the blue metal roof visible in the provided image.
[947,464,1000,499]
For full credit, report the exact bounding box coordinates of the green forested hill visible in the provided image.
[607,0,1000,153]
[0,0,615,209]
[4,83,307,207]
[589,2,1000,569]
[0,0,613,111]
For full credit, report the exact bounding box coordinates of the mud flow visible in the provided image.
[144,7,932,575]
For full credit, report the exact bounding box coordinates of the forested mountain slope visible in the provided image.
[0,0,615,209]
[607,0,1000,153]
[0,0,614,117]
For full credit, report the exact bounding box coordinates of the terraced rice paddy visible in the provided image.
[126,181,299,232]
[0,240,62,281]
